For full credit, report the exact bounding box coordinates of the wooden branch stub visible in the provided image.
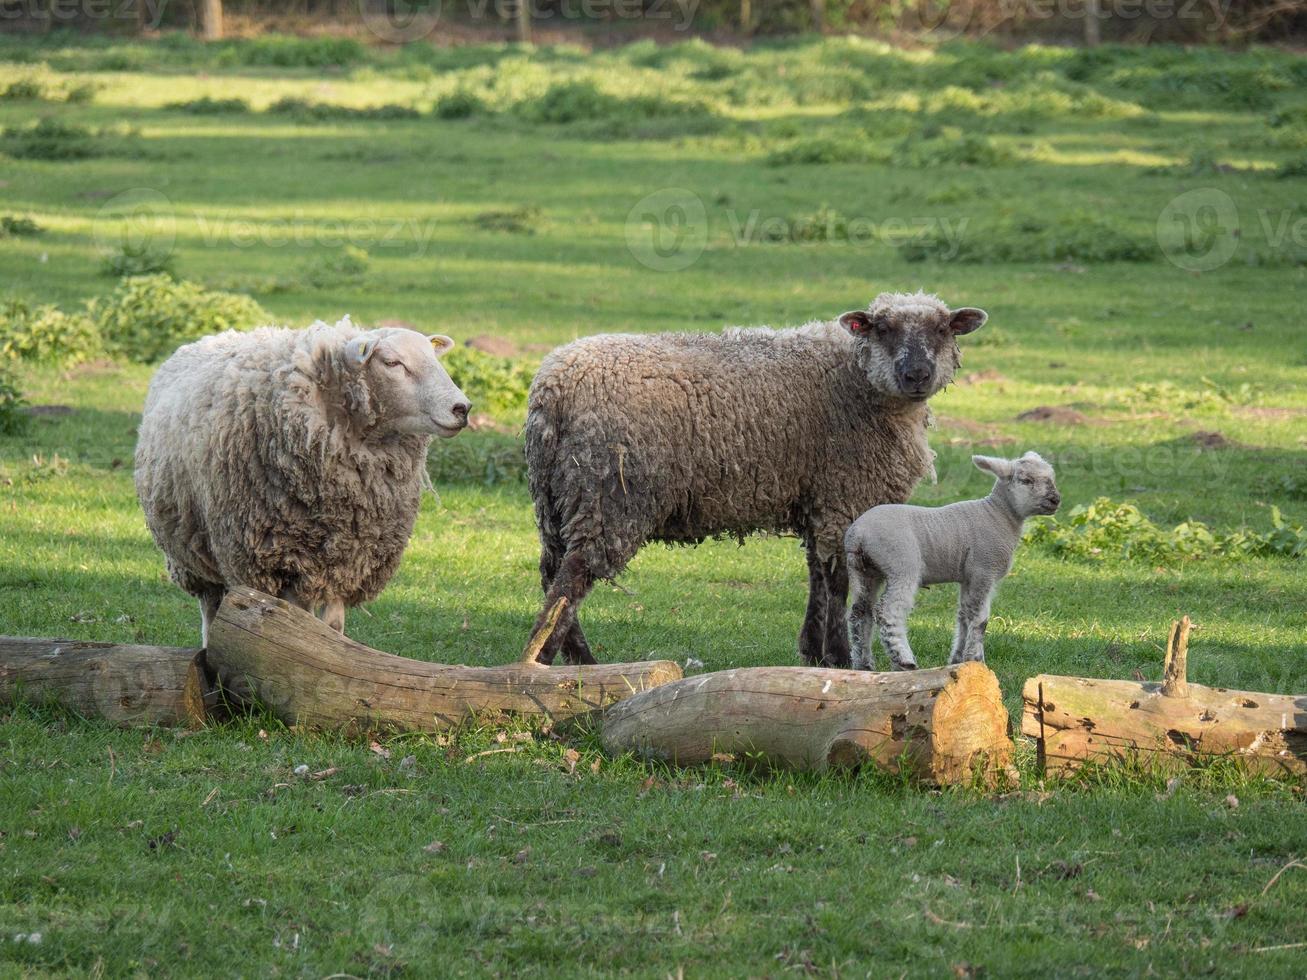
[0,637,211,727]
[1161,616,1191,699]
[600,662,1013,785]
[206,587,681,733]
[520,596,567,665]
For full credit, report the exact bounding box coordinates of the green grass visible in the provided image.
[2,33,1307,976]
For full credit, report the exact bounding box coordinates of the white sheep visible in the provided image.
[135,318,470,644]
[844,451,1060,670]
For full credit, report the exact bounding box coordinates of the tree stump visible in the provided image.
[599,662,1013,784]
[1023,617,1307,777]
[205,587,682,732]
[0,637,210,727]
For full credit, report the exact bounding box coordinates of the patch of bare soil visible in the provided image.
[956,369,1008,386]
[1234,406,1307,420]
[465,335,520,357]
[934,416,1017,447]
[1015,405,1090,425]
[1191,430,1235,450]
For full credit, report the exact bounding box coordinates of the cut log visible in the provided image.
[599,662,1013,784]
[205,587,682,732]
[0,637,209,727]
[1024,619,1307,777]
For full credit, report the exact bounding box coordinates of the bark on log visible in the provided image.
[205,587,682,732]
[0,637,209,727]
[599,662,1013,784]
[1024,637,1307,778]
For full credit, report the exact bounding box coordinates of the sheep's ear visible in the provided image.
[839,310,875,334]
[427,334,455,356]
[344,335,379,368]
[972,455,1012,478]
[949,307,987,335]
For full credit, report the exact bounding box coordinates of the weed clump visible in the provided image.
[1,117,99,160]
[435,90,490,119]
[89,275,268,364]
[166,97,251,115]
[1,215,42,237]
[905,213,1151,264]
[266,97,420,122]
[472,207,542,235]
[0,298,101,367]
[100,242,175,278]
[1026,498,1307,561]
[0,368,28,435]
[301,246,370,289]
[766,135,888,167]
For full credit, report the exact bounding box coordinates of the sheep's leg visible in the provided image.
[538,543,597,666]
[847,567,882,671]
[797,545,828,666]
[320,598,345,634]
[953,579,995,664]
[198,588,223,649]
[525,550,597,666]
[875,578,919,670]
[948,597,970,665]
[820,553,851,669]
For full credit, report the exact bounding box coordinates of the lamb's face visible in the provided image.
[346,328,471,437]
[975,451,1061,517]
[839,292,987,401]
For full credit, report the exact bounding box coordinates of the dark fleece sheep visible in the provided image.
[523,290,988,667]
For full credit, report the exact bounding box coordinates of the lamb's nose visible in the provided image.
[451,403,470,427]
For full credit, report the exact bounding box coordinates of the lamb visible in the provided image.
[522,290,989,668]
[134,318,471,645]
[844,451,1060,671]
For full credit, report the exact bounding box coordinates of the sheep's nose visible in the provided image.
[451,403,470,427]
[900,365,931,389]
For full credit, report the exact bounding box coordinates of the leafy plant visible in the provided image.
[99,242,175,278]
[1,78,44,100]
[472,207,542,235]
[1,117,99,161]
[89,275,268,363]
[166,97,250,115]
[301,246,370,289]
[765,135,888,167]
[1025,498,1307,561]
[435,90,489,119]
[0,368,29,435]
[0,215,42,237]
[441,346,535,419]
[0,298,101,367]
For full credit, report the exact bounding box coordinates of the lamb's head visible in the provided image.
[974,451,1061,518]
[839,291,987,401]
[344,328,471,438]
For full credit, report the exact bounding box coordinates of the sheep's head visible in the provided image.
[974,451,1061,518]
[343,328,470,438]
[838,291,986,401]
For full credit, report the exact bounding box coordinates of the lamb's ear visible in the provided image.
[344,335,380,369]
[972,454,1013,478]
[949,307,987,336]
[839,310,875,334]
[427,334,455,356]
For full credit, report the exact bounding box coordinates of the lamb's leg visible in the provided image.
[847,565,882,671]
[953,579,995,664]
[198,588,223,649]
[875,578,919,670]
[948,599,970,665]
[525,550,598,666]
[820,553,851,669]
[320,598,345,634]
[797,545,828,666]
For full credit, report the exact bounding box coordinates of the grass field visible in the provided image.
[2,32,1306,976]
